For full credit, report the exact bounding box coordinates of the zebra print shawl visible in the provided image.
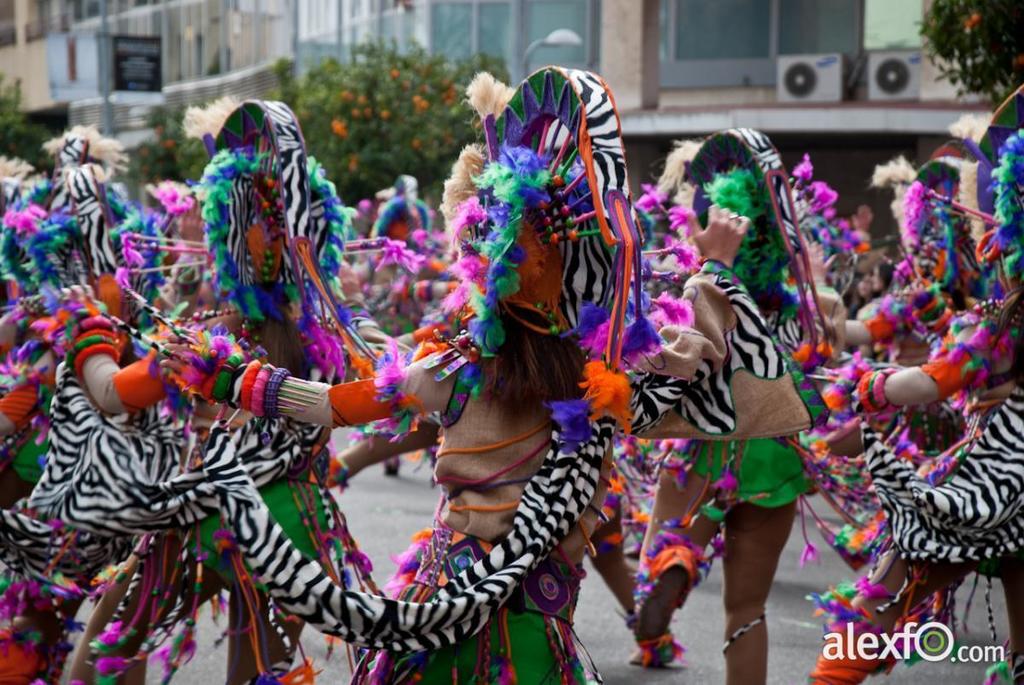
[23,363,321,537]
[863,387,1024,562]
[201,410,615,652]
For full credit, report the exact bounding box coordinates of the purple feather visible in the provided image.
[622,316,661,362]
[546,399,592,454]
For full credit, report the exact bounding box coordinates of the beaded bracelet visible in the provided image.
[72,342,119,378]
[263,367,290,419]
[68,331,121,377]
[78,315,114,333]
[238,361,263,411]
[211,353,245,403]
[249,365,273,417]
[856,369,898,413]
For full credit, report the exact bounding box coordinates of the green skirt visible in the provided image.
[691,438,810,508]
[198,479,328,578]
[398,609,585,684]
[11,436,47,484]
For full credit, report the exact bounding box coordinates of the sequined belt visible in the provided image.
[414,525,582,623]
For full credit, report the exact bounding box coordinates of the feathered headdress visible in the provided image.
[901,151,986,296]
[976,86,1024,283]
[42,126,128,176]
[689,129,826,340]
[370,174,432,241]
[444,67,648,424]
[196,99,365,377]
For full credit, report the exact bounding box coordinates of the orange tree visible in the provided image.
[274,41,508,204]
[0,77,54,169]
[921,0,1024,103]
[130,106,209,185]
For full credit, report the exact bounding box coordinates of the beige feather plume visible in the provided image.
[0,156,34,180]
[42,126,128,173]
[657,139,702,206]
[183,96,240,141]
[957,160,986,243]
[441,144,485,228]
[466,72,514,121]
[870,156,916,189]
[947,113,988,144]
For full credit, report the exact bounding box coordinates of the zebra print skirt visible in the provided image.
[863,387,1024,563]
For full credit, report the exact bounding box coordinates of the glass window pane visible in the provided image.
[864,0,922,49]
[431,2,472,60]
[674,0,769,60]
[479,3,512,66]
[526,0,586,72]
[778,0,858,55]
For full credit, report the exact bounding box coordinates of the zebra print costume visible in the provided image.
[630,269,819,437]
[863,387,1024,562]
[193,70,820,660]
[202,415,615,652]
[18,364,324,537]
[495,67,620,327]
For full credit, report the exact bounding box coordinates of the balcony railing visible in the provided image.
[0,22,15,47]
[25,13,70,42]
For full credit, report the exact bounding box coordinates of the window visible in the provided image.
[525,0,587,73]
[864,0,921,49]
[661,0,866,88]
[779,0,858,55]
[478,2,511,65]
[431,2,472,59]
[673,0,769,60]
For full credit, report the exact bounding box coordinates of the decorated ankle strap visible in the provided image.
[723,613,764,653]
[634,633,685,668]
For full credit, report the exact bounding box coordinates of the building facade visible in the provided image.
[0,0,987,233]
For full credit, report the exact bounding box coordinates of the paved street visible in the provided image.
[118,440,1006,684]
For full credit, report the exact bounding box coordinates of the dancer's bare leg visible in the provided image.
[225,589,304,685]
[590,507,635,614]
[808,550,976,684]
[0,468,34,508]
[852,551,974,632]
[1002,558,1024,657]
[68,536,226,685]
[720,501,795,685]
[634,466,719,641]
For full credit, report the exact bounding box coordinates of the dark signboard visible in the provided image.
[113,35,161,93]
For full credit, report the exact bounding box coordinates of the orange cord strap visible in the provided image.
[0,384,41,430]
[436,419,549,457]
[111,353,167,413]
[327,379,394,426]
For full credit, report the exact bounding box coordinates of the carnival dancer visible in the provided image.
[630,128,846,682]
[0,126,168,684]
[808,86,1024,685]
[65,98,379,684]
[163,68,826,685]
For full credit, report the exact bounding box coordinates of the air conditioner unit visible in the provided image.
[867,51,921,101]
[776,54,844,103]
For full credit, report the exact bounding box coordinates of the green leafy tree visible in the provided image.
[274,42,508,204]
[0,77,54,169]
[921,0,1024,104]
[129,105,209,185]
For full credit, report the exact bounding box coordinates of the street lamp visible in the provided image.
[520,28,583,81]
